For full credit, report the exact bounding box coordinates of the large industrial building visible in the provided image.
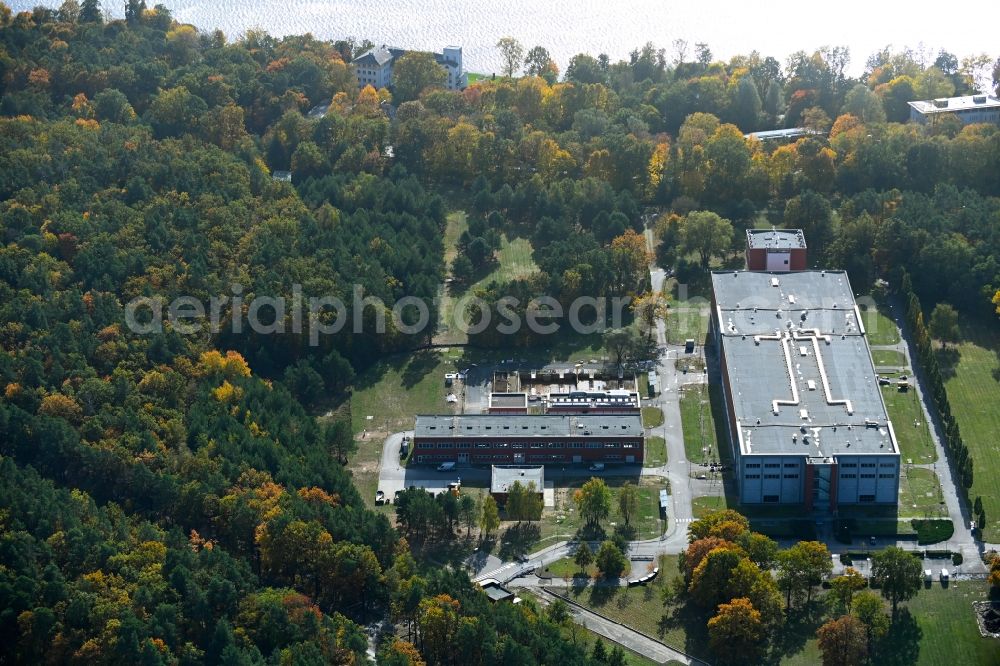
[711,265,900,511]
[412,413,644,465]
[908,93,1000,125]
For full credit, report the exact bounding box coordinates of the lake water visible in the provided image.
[10,0,998,78]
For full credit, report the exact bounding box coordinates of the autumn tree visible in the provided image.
[817,615,868,666]
[574,541,594,572]
[828,567,867,614]
[459,494,478,535]
[479,495,500,538]
[851,591,890,656]
[524,45,556,81]
[777,541,832,608]
[611,228,652,294]
[871,546,922,615]
[574,477,612,527]
[689,509,751,542]
[707,598,763,665]
[929,302,960,348]
[595,540,627,578]
[496,37,524,78]
[631,290,669,341]
[681,211,734,268]
[689,544,745,608]
[393,52,446,103]
[617,482,640,528]
[418,595,460,664]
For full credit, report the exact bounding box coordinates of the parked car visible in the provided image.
[375,490,385,505]
[437,462,456,472]
[588,463,605,472]
[869,536,877,546]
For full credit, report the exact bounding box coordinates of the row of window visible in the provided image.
[418,441,637,450]
[841,462,897,469]
[745,473,799,480]
[841,473,897,480]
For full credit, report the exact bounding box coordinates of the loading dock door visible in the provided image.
[767,251,791,271]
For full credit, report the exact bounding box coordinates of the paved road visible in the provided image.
[531,587,706,666]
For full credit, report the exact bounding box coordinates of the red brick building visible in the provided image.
[745,229,807,272]
[413,414,644,465]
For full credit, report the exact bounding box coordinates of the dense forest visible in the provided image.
[0,2,999,664]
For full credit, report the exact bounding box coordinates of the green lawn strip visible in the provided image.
[569,561,994,666]
[515,589,660,666]
[859,302,901,346]
[349,349,464,435]
[565,555,704,657]
[664,302,710,346]
[531,477,666,551]
[898,467,947,519]
[691,495,728,518]
[880,384,937,463]
[939,336,1000,541]
[434,210,470,344]
[470,234,538,291]
[782,586,996,666]
[872,348,906,367]
[679,385,719,464]
[644,436,667,468]
[642,406,664,428]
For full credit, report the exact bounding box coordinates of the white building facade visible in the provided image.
[908,94,1000,125]
[353,45,467,91]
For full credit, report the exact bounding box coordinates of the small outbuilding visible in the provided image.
[490,466,544,505]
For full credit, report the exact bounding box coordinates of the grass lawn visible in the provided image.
[566,555,703,656]
[642,406,664,428]
[530,477,667,551]
[433,210,470,345]
[872,348,906,367]
[679,385,719,464]
[880,384,937,463]
[664,301,710,346]
[645,436,667,468]
[345,349,468,506]
[939,333,1000,540]
[783,586,997,666]
[515,590,661,666]
[898,467,947,519]
[568,559,995,665]
[470,234,538,291]
[860,302,900,346]
[691,495,728,518]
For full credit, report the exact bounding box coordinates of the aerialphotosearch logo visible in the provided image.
[123,285,885,344]
[124,284,639,344]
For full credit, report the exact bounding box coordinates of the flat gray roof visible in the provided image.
[712,271,896,457]
[489,393,528,407]
[909,94,1000,114]
[747,229,806,250]
[491,466,545,494]
[414,413,643,438]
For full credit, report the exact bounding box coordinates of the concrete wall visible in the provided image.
[833,454,899,504]
[740,455,806,504]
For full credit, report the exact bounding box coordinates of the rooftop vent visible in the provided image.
[933,98,949,108]
[973,95,987,104]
